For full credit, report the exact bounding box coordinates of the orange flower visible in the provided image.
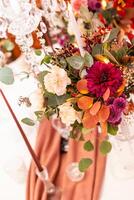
[90,101,101,115]
[76,79,89,94]
[77,96,93,110]
[98,105,110,122]
[82,110,99,129]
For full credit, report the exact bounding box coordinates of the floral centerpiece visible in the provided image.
[20,1,133,170]
[0,0,134,173]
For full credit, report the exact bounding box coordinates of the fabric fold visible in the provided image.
[26,119,106,200]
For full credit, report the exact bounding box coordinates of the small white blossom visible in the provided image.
[58,102,81,126]
[44,66,71,96]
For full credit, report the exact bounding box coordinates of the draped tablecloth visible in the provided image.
[26,118,106,200]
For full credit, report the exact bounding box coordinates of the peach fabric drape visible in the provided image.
[26,118,106,200]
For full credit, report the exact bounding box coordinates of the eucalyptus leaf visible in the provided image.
[79,158,93,172]
[21,118,35,126]
[59,57,67,68]
[47,94,69,107]
[107,123,118,136]
[3,40,14,51]
[35,49,42,56]
[66,55,84,70]
[84,140,94,151]
[100,140,112,155]
[34,111,45,120]
[41,55,51,64]
[37,71,49,90]
[0,67,14,85]
[84,52,93,67]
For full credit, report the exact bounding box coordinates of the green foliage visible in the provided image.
[84,52,94,67]
[21,118,35,126]
[102,8,117,24]
[41,55,51,64]
[35,49,42,56]
[3,40,14,51]
[84,140,94,151]
[100,140,112,155]
[47,94,69,107]
[112,46,128,62]
[107,123,118,136]
[59,57,67,68]
[37,71,49,90]
[104,48,119,64]
[92,44,104,56]
[79,158,93,172]
[66,55,84,70]
[0,67,14,85]
[107,28,119,42]
[34,111,45,121]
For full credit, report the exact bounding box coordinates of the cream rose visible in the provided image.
[58,102,81,126]
[44,66,71,96]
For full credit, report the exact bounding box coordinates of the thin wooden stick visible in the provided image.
[0,89,43,172]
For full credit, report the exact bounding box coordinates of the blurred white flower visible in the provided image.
[44,66,71,96]
[58,102,81,126]
[29,89,44,111]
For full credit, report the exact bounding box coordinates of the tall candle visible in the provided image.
[68,3,85,57]
[0,89,43,172]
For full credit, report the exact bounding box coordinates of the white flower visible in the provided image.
[58,102,81,126]
[44,66,71,96]
[29,89,44,111]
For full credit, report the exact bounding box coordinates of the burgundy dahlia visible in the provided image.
[86,61,123,97]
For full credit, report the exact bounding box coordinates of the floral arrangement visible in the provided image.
[25,21,133,173]
[0,0,134,173]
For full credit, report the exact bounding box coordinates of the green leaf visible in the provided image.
[3,40,14,51]
[79,158,93,172]
[102,8,117,24]
[0,67,14,85]
[41,55,51,64]
[104,48,119,64]
[34,111,44,121]
[107,28,119,42]
[35,49,42,56]
[21,118,35,126]
[84,140,94,151]
[112,46,128,61]
[92,44,103,56]
[66,55,84,70]
[107,123,118,136]
[100,140,112,155]
[47,94,69,107]
[59,57,67,68]
[37,71,49,90]
[84,52,93,67]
